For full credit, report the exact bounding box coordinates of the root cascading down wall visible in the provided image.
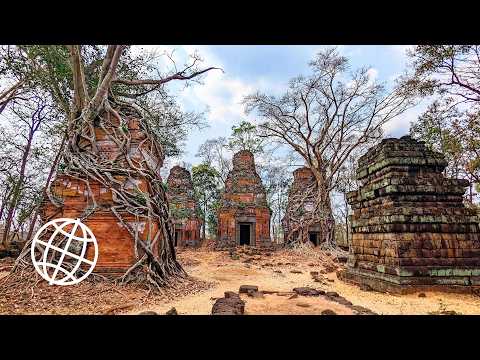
[216,150,272,249]
[41,112,166,275]
[339,135,480,293]
[282,166,322,246]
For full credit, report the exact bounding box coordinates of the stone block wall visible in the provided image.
[340,136,480,293]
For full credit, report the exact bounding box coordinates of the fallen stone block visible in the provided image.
[212,295,245,315]
[239,285,259,293]
[321,309,337,315]
[293,287,321,296]
[165,307,178,315]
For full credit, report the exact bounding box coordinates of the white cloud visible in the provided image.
[382,101,428,137]
[367,68,379,83]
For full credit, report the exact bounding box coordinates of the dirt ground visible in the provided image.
[130,247,480,315]
[1,248,480,315]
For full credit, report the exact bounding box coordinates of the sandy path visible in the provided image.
[129,250,354,315]
[129,249,480,315]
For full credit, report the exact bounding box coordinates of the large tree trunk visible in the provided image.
[312,166,335,245]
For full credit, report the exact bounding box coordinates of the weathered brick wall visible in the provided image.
[216,150,271,249]
[340,135,480,293]
[166,166,202,246]
[41,116,164,274]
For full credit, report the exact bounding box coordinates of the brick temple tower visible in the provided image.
[41,113,165,274]
[282,167,322,246]
[216,150,272,249]
[166,166,202,247]
[339,135,480,293]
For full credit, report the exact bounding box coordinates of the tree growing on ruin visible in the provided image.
[227,120,264,154]
[5,45,219,287]
[244,48,413,245]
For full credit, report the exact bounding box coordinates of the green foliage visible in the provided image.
[192,163,222,236]
[228,120,264,154]
[170,205,192,220]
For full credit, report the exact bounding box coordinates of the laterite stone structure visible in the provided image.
[339,135,480,293]
[41,114,164,274]
[216,150,272,249]
[166,166,202,247]
[282,167,322,246]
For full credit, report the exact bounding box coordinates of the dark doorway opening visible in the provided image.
[174,230,180,247]
[309,232,319,246]
[239,223,251,246]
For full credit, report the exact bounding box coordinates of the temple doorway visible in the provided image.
[239,223,252,246]
[174,230,180,247]
[309,232,319,246]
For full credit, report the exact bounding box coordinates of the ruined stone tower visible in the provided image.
[216,150,271,249]
[41,114,165,274]
[166,166,202,247]
[282,167,322,246]
[339,135,480,293]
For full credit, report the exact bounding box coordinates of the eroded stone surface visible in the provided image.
[342,136,480,293]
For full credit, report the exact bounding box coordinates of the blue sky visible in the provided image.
[145,45,427,170]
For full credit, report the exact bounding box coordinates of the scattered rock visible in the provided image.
[224,291,238,298]
[418,292,426,298]
[165,307,178,315]
[239,285,259,294]
[274,270,282,274]
[428,310,461,315]
[296,302,311,308]
[262,290,278,295]
[359,284,372,292]
[337,256,348,263]
[293,287,321,296]
[327,279,334,282]
[321,309,337,315]
[351,305,377,315]
[325,291,339,298]
[138,311,158,315]
[333,297,353,306]
[308,263,316,267]
[247,290,264,299]
[231,254,240,260]
[212,293,245,315]
[319,270,327,274]
[290,270,303,274]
